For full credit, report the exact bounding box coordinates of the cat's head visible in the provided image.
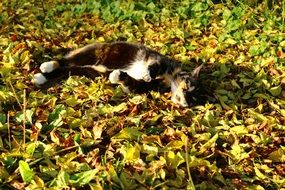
[186,64,203,91]
[173,65,203,107]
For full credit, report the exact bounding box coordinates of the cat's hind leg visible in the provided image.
[33,43,104,87]
[33,67,69,87]
[33,60,61,86]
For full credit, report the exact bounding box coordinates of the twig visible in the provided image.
[11,135,21,148]
[23,89,26,148]
[281,0,285,32]
[8,81,22,109]
[8,112,11,150]
[185,137,195,190]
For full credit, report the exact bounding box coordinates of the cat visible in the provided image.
[33,41,202,107]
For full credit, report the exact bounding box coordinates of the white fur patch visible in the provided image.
[33,73,48,86]
[109,70,121,84]
[40,61,59,73]
[120,49,153,82]
[123,60,151,82]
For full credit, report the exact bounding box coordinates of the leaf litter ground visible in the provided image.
[0,0,285,189]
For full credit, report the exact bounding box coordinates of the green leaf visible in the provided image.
[192,2,208,12]
[129,95,146,105]
[222,8,232,20]
[48,104,66,122]
[147,2,156,11]
[15,109,34,125]
[280,109,285,117]
[108,165,122,186]
[225,19,242,32]
[0,113,6,124]
[65,96,79,107]
[269,86,282,96]
[49,116,64,128]
[249,42,268,56]
[56,170,70,186]
[19,160,34,183]
[71,169,98,187]
[26,143,36,155]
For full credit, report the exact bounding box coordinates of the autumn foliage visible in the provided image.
[0,0,285,189]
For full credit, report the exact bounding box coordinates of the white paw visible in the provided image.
[109,70,121,84]
[33,73,47,86]
[40,61,58,73]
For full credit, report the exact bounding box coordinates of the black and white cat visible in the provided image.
[33,42,202,107]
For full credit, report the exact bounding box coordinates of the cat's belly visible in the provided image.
[121,60,151,82]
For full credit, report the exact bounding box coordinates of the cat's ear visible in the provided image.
[191,64,203,79]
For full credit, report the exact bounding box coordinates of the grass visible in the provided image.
[0,0,285,189]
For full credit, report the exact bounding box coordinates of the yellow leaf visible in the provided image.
[199,133,219,154]
[230,125,248,135]
[120,144,141,162]
[268,148,285,162]
[113,127,143,140]
[166,140,184,150]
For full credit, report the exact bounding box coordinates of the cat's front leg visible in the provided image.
[170,79,189,107]
[109,70,130,93]
[109,69,121,84]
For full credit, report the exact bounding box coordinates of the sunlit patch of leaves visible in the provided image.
[1,0,285,189]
